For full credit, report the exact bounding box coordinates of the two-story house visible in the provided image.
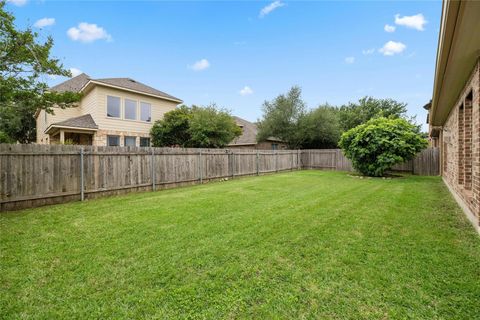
[36,73,182,146]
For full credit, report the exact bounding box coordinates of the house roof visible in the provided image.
[228,116,283,146]
[45,114,98,134]
[49,73,91,93]
[49,73,182,103]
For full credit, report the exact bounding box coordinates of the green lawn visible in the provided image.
[1,171,480,319]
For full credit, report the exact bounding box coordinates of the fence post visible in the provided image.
[297,149,300,170]
[256,150,259,176]
[275,150,278,172]
[151,148,156,191]
[231,151,235,178]
[199,149,203,184]
[80,147,84,201]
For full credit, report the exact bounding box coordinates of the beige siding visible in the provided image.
[35,84,179,146]
[91,86,178,134]
[81,86,98,115]
[36,106,82,144]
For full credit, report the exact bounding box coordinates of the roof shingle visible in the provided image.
[49,74,181,102]
[52,114,98,130]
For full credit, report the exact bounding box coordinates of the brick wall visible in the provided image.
[441,60,480,228]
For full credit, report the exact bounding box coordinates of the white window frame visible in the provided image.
[140,102,152,122]
[140,137,151,147]
[107,95,121,118]
[124,99,138,120]
[107,135,120,146]
[124,136,136,147]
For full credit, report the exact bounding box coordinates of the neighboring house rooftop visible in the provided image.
[49,73,182,103]
[45,114,98,134]
[229,116,283,146]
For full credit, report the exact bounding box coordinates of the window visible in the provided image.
[271,143,278,150]
[140,137,150,147]
[124,99,137,120]
[124,136,136,147]
[107,96,121,118]
[140,102,151,122]
[107,135,120,146]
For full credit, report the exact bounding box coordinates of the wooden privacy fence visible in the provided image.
[0,144,301,211]
[0,145,439,211]
[302,147,440,175]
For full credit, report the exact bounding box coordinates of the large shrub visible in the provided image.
[150,104,241,148]
[339,117,427,177]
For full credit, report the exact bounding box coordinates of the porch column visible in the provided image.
[60,130,65,144]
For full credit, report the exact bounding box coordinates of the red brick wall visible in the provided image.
[441,60,480,228]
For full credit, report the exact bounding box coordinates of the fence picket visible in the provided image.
[0,145,439,211]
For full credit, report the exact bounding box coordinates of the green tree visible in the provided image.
[0,2,82,143]
[257,86,307,148]
[339,117,427,177]
[150,105,192,147]
[338,96,408,131]
[188,105,242,148]
[150,104,241,148]
[299,104,341,149]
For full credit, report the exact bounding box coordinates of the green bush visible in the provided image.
[339,117,427,177]
[150,104,241,148]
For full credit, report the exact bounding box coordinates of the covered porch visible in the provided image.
[44,114,98,145]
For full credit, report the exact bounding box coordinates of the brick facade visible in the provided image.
[440,60,480,229]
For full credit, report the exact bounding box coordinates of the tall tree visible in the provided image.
[0,2,81,143]
[257,86,307,148]
[299,104,341,149]
[338,96,408,131]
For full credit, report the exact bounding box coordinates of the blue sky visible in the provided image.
[7,0,442,130]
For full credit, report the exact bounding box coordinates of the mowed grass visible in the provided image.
[1,171,480,319]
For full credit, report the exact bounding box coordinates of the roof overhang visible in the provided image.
[430,0,480,126]
[80,80,184,104]
[45,125,98,135]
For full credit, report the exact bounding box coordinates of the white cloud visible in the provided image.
[67,22,112,43]
[239,86,253,96]
[379,41,406,56]
[384,24,396,33]
[394,14,427,31]
[362,48,375,55]
[69,68,82,77]
[189,59,210,71]
[345,57,355,64]
[34,18,55,28]
[259,1,285,18]
[6,0,27,6]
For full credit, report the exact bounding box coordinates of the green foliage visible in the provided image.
[0,2,82,143]
[188,105,242,148]
[150,104,241,148]
[339,117,427,176]
[257,86,307,149]
[0,130,14,143]
[338,96,408,131]
[150,105,192,147]
[299,104,341,149]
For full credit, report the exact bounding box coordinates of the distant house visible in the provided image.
[228,116,287,150]
[36,73,182,146]
[426,0,480,232]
